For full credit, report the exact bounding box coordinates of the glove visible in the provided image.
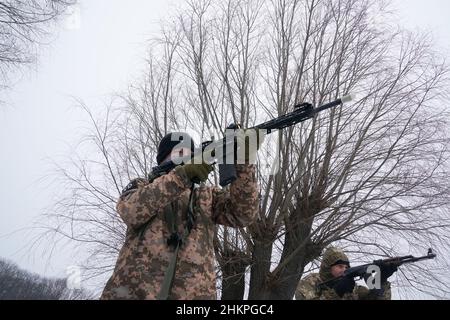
[332,276,355,297]
[379,263,398,283]
[180,162,214,183]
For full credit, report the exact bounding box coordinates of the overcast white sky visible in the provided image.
[0,0,449,297]
[0,0,173,278]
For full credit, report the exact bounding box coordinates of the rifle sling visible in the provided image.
[157,184,196,300]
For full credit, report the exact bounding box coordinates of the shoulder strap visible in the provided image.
[157,184,196,300]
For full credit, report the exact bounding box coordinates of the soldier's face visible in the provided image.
[331,264,349,278]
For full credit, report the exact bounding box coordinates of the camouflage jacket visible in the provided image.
[295,273,392,300]
[100,164,258,300]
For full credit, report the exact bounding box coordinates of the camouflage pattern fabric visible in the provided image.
[295,247,392,300]
[100,164,258,300]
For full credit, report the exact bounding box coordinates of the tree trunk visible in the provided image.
[247,235,274,300]
[250,206,320,300]
[220,250,249,300]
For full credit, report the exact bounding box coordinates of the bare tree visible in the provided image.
[0,0,76,91]
[41,0,450,299]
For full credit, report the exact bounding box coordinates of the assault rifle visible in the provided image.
[318,248,437,291]
[149,95,353,186]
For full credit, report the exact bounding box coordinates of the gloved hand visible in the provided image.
[180,162,214,184]
[333,276,355,297]
[379,263,398,283]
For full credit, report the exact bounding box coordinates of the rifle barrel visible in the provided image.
[256,94,353,133]
[314,95,353,114]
